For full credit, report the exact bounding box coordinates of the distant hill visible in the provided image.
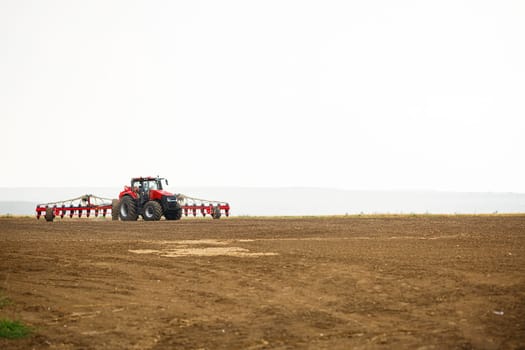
[0,201,38,216]
[1,187,524,216]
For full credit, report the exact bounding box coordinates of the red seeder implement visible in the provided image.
[178,195,230,219]
[36,194,114,222]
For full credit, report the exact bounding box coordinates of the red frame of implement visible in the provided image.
[182,203,230,217]
[36,204,113,219]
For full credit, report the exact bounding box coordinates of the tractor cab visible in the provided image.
[130,177,168,201]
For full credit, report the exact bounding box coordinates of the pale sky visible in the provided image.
[1,1,524,192]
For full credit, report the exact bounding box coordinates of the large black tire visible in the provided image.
[45,207,55,222]
[111,199,119,221]
[143,201,162,221]
[165,205,183,220]
[119,196,138,221]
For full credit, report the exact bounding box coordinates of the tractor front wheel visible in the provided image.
[143,201,162,221]
[165,206,183,220]
[119,196,138,221]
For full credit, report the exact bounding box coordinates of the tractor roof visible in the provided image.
[131,176,162,181]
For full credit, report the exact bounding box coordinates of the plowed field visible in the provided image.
[1,216,524,349]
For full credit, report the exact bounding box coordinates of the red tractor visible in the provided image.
[117,176,183,221]
[35,176,230,222]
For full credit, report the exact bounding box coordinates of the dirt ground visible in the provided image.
[1,215,524,349]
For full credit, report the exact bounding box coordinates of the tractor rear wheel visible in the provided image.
[143,201,162,221]
[111,199,119,221]
[45,207,55,222]
[119,196,138,221]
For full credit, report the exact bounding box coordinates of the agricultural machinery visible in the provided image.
[36,176,230,222]
[36,194,115,222]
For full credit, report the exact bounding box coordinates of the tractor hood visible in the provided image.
[149,189,175,201]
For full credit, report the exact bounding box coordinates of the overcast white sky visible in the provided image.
[1,0,524,192]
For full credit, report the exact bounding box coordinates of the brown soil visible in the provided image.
[1,216,524,349]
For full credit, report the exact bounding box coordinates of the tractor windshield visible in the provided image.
[146,180,162,191]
